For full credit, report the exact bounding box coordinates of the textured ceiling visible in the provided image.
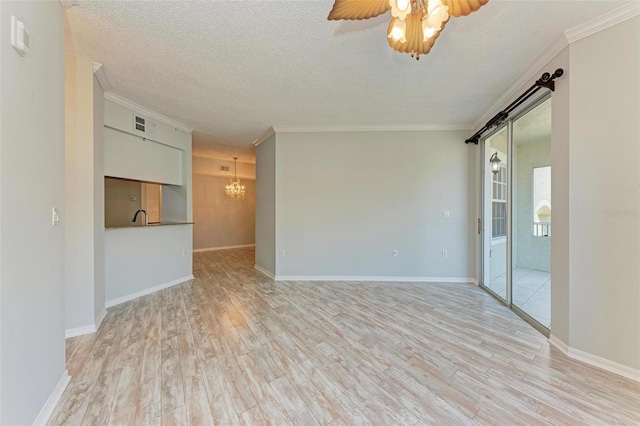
[65,0,630,152]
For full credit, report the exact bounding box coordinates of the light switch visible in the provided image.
[52,207,60,226]
[11,16,29,56]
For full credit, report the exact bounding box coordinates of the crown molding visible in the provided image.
[252,127,276,147]
[472,2,639,132]
[472,33,569,130]
[92,62,112,92]
[565,2,640,44]
[104,92,193,134]
[271,124,473,133]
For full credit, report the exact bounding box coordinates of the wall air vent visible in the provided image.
[133,115,156,136]
[220,165,230,172]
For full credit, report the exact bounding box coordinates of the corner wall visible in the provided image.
[0,2,67,423]
[64,54,105,334]
[568,16,640,372]
[255,134,276,276]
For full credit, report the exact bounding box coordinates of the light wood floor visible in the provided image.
[50,247,640,425]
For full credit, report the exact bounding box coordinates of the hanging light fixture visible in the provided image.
[490,152,501,174]
[225,157,245,201]
[328,0,488,59]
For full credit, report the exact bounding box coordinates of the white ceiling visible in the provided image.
[65,0,630,153]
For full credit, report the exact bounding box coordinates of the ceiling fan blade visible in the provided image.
[443,0,489,17]
[327,0,391,21]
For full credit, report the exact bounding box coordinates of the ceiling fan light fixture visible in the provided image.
[327,0,488,59]
[389,0,412,20]
[388,17,407,42]
[422,21,438,40]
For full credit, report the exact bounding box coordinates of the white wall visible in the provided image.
[514,139,551,272]
[65,54,105,333]
[103,98,193,306]
[105,225,193,304]
[0,2,66,423]
[274,130,474,279]
[568,16,640,371]
[255,134,276,275]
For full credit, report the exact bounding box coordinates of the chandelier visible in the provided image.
[225,157,245,201]
[328,0,488,59]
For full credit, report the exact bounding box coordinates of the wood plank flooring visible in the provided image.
[50,247,640,425]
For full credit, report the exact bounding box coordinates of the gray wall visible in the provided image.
[105,178,142,227]
[65,52,106,332]
[93,75,105,328]
[255,134,276,275]
[193,175,256,250]
[568,16,639,371]
[514,139,551,272]
[105,225,193,303]
[0,2,66,423]
[274,130,474,279]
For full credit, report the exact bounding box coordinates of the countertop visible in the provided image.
[105,221,194,230]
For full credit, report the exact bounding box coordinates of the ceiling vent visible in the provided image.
[220,165,230,172]
[133,115,156,136]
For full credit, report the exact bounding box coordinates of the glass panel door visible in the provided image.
[512,99,552,328]
[481,125,509,302]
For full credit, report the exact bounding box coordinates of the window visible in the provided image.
[532,166,551,236]
[492,163,507,238]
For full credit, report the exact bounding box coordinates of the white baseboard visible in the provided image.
[568,346,640,382]
[194,244,255,253]
[64,307,109,338]
[548,334,569,354]
[549,334,639,382]
[105,275,195,308]
[65,324,96,339]
[32,370,71,426]
[254,264,275,280]
[274,275,477,283]
[95,307,107,330]
[470,278,479,286]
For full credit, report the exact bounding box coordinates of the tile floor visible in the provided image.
[486,268,551,328]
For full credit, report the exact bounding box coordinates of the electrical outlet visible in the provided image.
[442,250,448,258]
[182,249,187,257]
[129,195,137,201]
[392,250,398,257]
[279,250,285,257]
[443,210,450,218]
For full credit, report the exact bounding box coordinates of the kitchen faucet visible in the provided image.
[132,209,148,226]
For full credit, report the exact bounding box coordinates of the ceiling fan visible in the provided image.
[327,0,489,59]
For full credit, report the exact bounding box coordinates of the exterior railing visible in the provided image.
[533,222,551,237]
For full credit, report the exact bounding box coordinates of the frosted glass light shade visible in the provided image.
[388,17,407,42]
[389,0,412,20]
[422,20,437,40]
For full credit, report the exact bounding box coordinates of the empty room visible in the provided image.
[0,0,638,424]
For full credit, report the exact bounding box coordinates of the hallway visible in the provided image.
[50,248,639,425]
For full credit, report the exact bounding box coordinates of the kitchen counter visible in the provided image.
[105,221,194,230]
